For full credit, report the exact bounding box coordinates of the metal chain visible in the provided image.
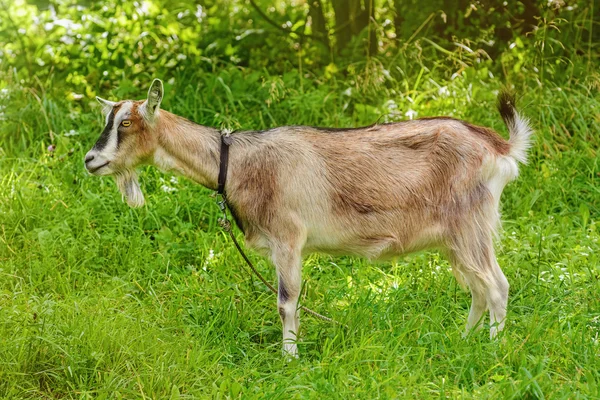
[216,195,346,327]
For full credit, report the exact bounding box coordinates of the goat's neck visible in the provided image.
[154,111,221,189]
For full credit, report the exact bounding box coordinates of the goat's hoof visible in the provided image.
[282,344,298,360]
[463,324,484,339]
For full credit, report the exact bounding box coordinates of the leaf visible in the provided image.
[170,385,181,400]
[580,203,589,229]
[324,63,338,79]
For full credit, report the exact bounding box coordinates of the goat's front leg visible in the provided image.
[271,244,302,358]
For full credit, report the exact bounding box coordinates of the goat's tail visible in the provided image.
[497,89,533,164]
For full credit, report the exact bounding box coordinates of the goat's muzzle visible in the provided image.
[84,150,112,175]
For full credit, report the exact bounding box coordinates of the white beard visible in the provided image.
[115,170,145,208]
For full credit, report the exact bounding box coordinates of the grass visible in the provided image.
[0,63,599,399]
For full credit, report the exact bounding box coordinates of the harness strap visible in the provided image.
[217,132,233,195]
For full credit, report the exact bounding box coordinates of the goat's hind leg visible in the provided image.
[448,230,509,338]
[448,253,487,336]
[487,257,509,337]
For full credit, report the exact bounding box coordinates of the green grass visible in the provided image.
[0,65,599,399]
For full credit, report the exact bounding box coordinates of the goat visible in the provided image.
[85,79,533,357]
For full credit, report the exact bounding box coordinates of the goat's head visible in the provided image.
[85,79,165,207]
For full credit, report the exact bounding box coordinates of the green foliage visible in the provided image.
[0,0,599,398]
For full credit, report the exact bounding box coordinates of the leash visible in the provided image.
[216,131,345,327]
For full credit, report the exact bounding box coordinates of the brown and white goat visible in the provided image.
[85,79,533,357]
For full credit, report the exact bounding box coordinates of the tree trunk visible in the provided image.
[331,0,376,54]
[308,0,330,50]
[393,0,404,40]
[331,0,355,50]
[520,0,539,34]
[362,0,377,55]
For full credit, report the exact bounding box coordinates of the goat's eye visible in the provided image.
[121,120,132,127]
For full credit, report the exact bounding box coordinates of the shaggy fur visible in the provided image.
[85,80,533,357]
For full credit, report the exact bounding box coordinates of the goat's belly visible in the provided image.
[303,223,444,260]
[304,235,397,259]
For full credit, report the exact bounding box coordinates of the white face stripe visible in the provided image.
[102,101,133,158]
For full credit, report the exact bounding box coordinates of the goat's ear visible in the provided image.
[145,79,164,117]
[96,96,116,115]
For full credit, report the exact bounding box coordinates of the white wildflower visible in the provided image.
[195,5,204,22]
[405,109,418,120]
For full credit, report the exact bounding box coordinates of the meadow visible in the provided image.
[0,0,599,398]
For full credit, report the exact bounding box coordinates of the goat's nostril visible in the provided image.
[85,154,95,163]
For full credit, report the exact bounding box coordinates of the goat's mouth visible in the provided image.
[86,161,111,175]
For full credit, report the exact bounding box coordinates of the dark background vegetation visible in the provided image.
[0,0,599,398]
[1,0,598,142]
